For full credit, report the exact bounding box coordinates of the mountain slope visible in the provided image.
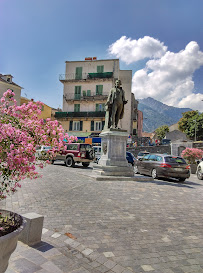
[138,97,192,132]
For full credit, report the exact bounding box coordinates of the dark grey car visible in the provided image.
[134,153,190,181]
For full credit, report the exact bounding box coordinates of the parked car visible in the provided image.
[137,151,150,160]
[35,146,52,159]
[126,151,137,166]
[134,153,190,181]
[97,151,137,166]
[52,143,95,167]
[196,159,203,180]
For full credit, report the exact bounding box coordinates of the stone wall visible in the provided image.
[127,145,171,157]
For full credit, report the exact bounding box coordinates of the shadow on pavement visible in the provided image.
[31,241,54,252]
[138,175,202,189]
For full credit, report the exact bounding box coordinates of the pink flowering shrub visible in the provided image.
[0,90,77,199]
[181,148,203,164]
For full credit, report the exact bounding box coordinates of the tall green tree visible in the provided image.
[155,125,169,140]
[178,111,203,141]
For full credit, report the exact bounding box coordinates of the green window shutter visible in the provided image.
[96,104,99,112]
[102,121,105,130]
[96,85,103,95]
[80,121,83,131]
[102,103,105,111]
[91,121,94,131]
[74,86,81,99]
[87,90,91,96]
[74,104,80,112]
[97,65,104,73]
[100,85,103,95]
[83,90,86,96]
[69,121,73,131]
[75,67,82,79]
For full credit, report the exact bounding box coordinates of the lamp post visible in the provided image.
[193,119,197,141]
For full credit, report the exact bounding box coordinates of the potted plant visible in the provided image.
[181,148,203,174]
[0,90,77,272]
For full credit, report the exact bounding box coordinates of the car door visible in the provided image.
[139,154,150,174]
[147,154,158,175]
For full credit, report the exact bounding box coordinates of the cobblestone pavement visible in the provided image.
[1,162,203,273]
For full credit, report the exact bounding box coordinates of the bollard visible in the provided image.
[18,212,44,246]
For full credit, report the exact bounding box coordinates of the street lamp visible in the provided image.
[193,119,197,141]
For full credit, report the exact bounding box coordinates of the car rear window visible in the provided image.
[80,144,92,151]
[165,156,186,164]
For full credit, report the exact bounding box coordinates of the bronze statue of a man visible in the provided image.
[104,79,128,129]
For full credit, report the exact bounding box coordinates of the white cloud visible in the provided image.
[178,93,203,111]
[130,41,203,112]
[108,36,167,64]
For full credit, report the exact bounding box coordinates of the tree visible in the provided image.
[0,90,77,199]
[178,111,203,140]
[155,125,169,141]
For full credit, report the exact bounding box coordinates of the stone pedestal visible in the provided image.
[93,129,134,177]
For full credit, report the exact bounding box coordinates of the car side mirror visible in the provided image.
[139,158,143,161]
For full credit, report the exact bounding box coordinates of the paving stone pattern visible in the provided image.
[1,162,203,273]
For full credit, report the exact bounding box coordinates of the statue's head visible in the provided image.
[115,80,121,88]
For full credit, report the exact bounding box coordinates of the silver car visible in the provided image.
[197,159,203,180]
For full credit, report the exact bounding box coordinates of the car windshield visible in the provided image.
[165,156,186,164]
[80,144,92,151]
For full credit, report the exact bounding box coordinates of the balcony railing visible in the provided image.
[63,93,108,101]
[55,111,105,118]
[59,72,113,81]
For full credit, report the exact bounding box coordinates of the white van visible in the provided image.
[93,146,101,163]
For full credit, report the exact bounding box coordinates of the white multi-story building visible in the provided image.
[57,58,137,135]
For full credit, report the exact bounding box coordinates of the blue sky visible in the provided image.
[1,0,203,111]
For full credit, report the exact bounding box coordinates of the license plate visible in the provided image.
[173,168,183,172]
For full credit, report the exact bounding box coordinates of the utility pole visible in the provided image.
[193,119,197,141]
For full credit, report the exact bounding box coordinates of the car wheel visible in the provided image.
[51,160,55,164]
[82,162,90,167]
[65,156,75,167]
[151,169,158,179]
[197,166,203,180]
[178,178,186,182]
[134,165,139,174]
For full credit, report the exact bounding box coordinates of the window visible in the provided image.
[87,90,91,96]
[165,156,186,164]
[156,156,163,162]
[142,154,150,161]
[96,85,103,95]
[97,65,104,73]
[74,104,80,112]
[73,121,80,131]
[149,155,157,161]
[96,103,105,112]
[74,86,81,99]
[95,121,102,131]
[83,90,86,96]
[75,67,82,80]
[66,144,78,150]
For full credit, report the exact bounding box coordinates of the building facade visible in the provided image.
[57,58,136,135]
[21,97,52,120]
[0,74,22,105]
